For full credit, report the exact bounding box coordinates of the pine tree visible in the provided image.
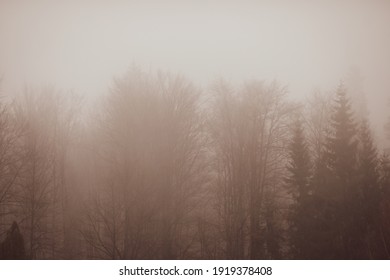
[378,153,390,258]
[358,120,379,191]
[327,83,358,186]
[327,84,364,259]
[285,118,312,258]
[319,83,359,259]
[286,119,311,198]
[357,119,382,258]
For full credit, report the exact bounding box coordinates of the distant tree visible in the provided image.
[242,81,292,260]
[12,89,56,259]
[286,118,311,201]
[0,101,21,237]
[11,87,79,259]
[305,90,332,162]
[209,80,248,259]
[285,117,312,258]
[309,83,363,259]
[356,119,383,258]
[210,80,293,259]
[83,68,206,259]
[327,83,358,185]
[358,120,379,191]
[302,90,338,259]
[345,66,368,121]
[309,145,337,259]
[50,92,81,260]
[323,83,361,258]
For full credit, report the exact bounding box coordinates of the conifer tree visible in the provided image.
[318,83,359,259]
[358,120,379,190]
[357,119,381,258]
[327,84,364,259]
[286,119,311,198]
[378,153,390,258]
[285,118,312,258]
[327,83,358,185]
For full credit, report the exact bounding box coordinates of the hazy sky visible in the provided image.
[1,0,390,135]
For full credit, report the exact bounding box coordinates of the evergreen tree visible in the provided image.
[285,118,312,258]
[331,84,359,258]
[358,120,379,191]
[286,119,311,198]
[330,84,371,259]
[357,119,382,258]
[319,83,360,259]
[378,153,390,258]
[309,151,339,259]
[327,83,358,186]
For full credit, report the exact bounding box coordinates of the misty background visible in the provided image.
[1,0,390,143]
[0,0,390,260]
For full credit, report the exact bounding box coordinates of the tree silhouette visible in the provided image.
[0,221,26,259]
[322,83,373,259]
[285,117,313,258]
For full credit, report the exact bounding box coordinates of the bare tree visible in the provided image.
[304,89,333,162]
[83,68,206,259]
[11,87,80,259]
[0,99,22,240]
[209,79,294,259]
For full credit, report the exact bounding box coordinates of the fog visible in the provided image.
[0,0,390,260]
[1,2,389,93]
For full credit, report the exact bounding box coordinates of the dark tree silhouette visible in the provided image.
[378,153,390,258]
[0,221,26,259]
[309,83,362,259]
[356,119,384,258]
[285,117,313,258]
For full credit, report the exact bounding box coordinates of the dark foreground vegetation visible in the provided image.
[0,68,389,259]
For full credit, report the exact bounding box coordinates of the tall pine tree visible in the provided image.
[357,119,382,258]
[285,118,312,258]
[320,83,360,259]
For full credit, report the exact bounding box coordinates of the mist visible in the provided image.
[0,0,390,259]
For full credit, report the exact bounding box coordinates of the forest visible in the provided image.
[0,67,389,260]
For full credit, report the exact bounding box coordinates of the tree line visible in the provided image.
[0,68,389,259]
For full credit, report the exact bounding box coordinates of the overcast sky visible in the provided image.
[1,0,390,140]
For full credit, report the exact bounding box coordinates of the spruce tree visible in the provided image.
[327,83,358,186]
[285,118,312,258]
[358,120,379,191]
[378,153,390,258]
[324,83,359,259]
[357,119,381,258]
[286,119,311,199]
